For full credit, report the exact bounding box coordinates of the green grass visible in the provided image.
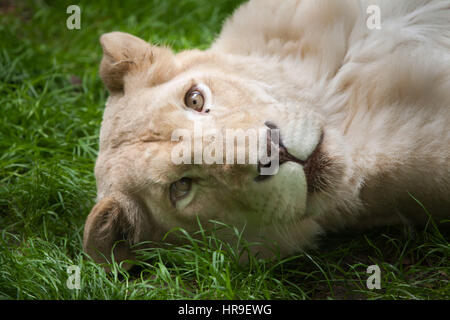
[0,0,449,300]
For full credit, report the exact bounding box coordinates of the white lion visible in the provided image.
[83,0,450,267]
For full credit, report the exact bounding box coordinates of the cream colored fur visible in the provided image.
[83,0,450,266]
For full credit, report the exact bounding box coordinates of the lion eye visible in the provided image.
[170,177,192,204]
[184,88,204,111]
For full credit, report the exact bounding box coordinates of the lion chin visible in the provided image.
[83,0,450,268]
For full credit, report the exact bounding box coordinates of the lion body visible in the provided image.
[84,0,450,264]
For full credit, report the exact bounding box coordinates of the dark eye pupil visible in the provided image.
[176,177,191,191]
[170,178,192,206]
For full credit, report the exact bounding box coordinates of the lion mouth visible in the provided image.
[255,122,324,193]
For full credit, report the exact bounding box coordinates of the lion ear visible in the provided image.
[83,197,135,270]
[99,32,176,94]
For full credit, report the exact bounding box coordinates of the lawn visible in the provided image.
[0,0,448,300]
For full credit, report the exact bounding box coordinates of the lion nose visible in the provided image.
[255,121,305,182]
